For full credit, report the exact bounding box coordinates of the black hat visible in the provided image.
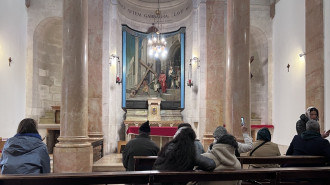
[139,121,150,133]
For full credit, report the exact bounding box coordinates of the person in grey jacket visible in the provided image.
[0,118,50,174]
[209,125,253,154]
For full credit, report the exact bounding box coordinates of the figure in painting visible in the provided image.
[168,66,175,89]
[152,77,160,93]
[158,70,167,93]
[175,68,180,88]
[142,79,149,95]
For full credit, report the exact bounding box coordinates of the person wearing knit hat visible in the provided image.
[122,120,159,171]
[208,125,253,155]
[139,120,150,133]
[248,127,280,168]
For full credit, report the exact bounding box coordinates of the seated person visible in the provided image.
[248,127,281,168]
[177,123,205,155]
[210,125,253,156]
[122,121,159,171]
[0,118,50,174]
[285,120,330,167]
[153,127,215,172]
[200,134,241,185]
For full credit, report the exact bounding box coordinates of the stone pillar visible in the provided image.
[88,0,104,142]
[53,0,92,173]
[225,0,250,139]
[202,0,226,151]
[305,0,324,131]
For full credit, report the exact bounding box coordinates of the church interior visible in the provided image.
[1,0,330,174]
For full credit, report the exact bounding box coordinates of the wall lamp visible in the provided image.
[299,53,305,57]
[109,54,121,84]
[187,57,200,87]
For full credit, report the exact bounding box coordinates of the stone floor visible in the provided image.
[93,153,125,172]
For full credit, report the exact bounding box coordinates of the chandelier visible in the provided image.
[148,0,167,58]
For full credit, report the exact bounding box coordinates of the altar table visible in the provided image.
[126,126,178,137]
[126,126,178,147]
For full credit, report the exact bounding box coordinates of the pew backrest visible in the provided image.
[1,167,330,185]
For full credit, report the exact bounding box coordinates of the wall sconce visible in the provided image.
[299,53,305,57]
[8,57,12,66]
[191,57,200,68]
[187,58,194,87]
[109,54,121,84]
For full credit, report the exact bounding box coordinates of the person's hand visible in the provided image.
[241,125,248,133]
[321,130,330,138]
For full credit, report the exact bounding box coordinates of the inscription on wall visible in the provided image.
[117,0,193,24]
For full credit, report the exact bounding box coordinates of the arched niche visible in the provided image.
[250,26,269,124]
[32,17,63,118]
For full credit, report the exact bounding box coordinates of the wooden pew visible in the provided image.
[134,156,157,171]
[1,167,330,185]
[134,155,328,171]
[238,155,327,168]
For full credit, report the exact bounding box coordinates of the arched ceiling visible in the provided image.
[117,0,193,24]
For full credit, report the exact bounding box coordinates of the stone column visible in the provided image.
[53,0,92,173]
[305,0,324,131]
[202,0,226,151]
[88,0,104,142]
[225,0,250,139]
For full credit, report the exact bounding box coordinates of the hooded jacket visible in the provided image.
[0,134,50,174]
[201,136,241,185]
[296,114,309,135]
[285,131,330,167]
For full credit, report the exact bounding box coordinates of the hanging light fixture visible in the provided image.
[148,0,167,58]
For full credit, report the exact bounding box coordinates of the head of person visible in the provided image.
[17,118,39,134]
[177,123,192,129]
[256,127,271,141]
[306,106,319,121]
[139,120,150,135]
[213,126,228,143]
[306,120,320,133]
[173,126,196,142]
[215,134,238,149]
[160,126,196,171]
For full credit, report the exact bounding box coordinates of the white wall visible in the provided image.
[0,0,27,138]
[272,0,306,146]
[324,0,330,135]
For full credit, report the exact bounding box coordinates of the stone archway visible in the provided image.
[32,17,63,120]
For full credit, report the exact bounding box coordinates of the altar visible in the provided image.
[123,98,183,148]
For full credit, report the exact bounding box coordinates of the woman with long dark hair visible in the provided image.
[0,118,50,174]
[153,127,215,171]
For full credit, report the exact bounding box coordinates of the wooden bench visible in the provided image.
[238,155,327,168]
[133,155,328,171]
[134,156,157,171]
[1,167,330,185]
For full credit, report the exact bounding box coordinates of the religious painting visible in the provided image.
[122,25,185,109]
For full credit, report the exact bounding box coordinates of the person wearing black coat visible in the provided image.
[286,120,330,167]
[122,121,159,171]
